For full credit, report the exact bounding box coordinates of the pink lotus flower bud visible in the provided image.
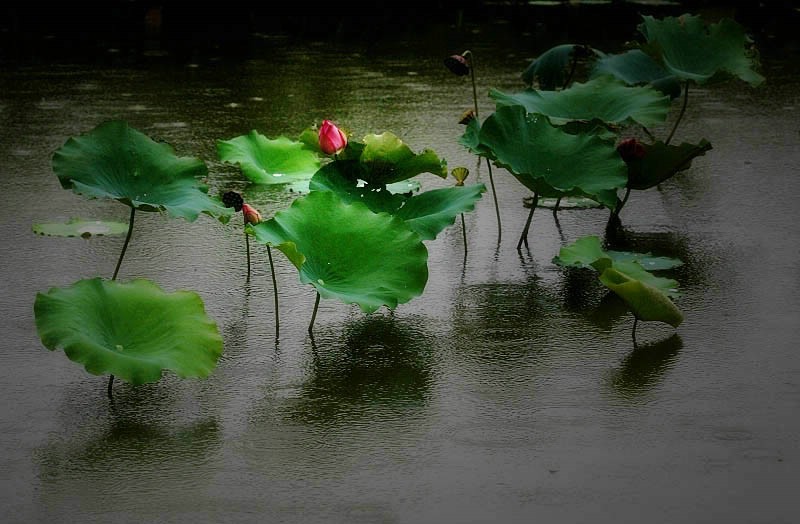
[319,120,348,155]
[242,203,262,225]
[617,138,647,162]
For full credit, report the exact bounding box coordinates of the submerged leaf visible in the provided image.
[217,130,321,185]
[249,191,428,313]
[639,14,764,86]
[34,278,223,384]
[32,218,129,238]
[52,120,231,221]
[625,139,712,190]
[491,76,671,127]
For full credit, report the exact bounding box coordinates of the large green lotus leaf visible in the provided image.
[639,14,764,87]
[490,76,670,127]
[359,132,447,185]
[52,120,231,222]
[591,49,681,99]
[553,235,683,272]
[599,262,683,326]
[309,161,405,214]
[395,184,486,240]
[478,105,627,208]
[626,139,712,190]
[521,43,582,90]
[217,130,321,185]
[33,218,129,238]
[458,118,489,157]
[34,278,223,384]
[249,191,428,313]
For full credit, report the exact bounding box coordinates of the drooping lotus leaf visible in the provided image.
[521,43,592,90]
[217,130,321,185]
[491,76,671,127]
[599,262,683,326]
[52,120,231,222]
[395,184,486,240]
[476,105,627,208]
[33,218,129,238]
[458,118,487,157]
[309,161,406,214]
[34,278,223,384]
[248,191,428,313]
[625,139,712,190]
[358,132,448,185]
[553,235,682,272]
[591,49,682,99]
[638,14,765,87]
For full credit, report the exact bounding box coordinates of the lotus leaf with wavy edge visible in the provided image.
[217,129,321,185]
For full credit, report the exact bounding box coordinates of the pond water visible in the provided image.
[1,6,799,523]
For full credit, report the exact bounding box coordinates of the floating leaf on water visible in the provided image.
[32,218,129,238]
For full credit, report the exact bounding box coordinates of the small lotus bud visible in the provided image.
[242,203,262,225]
[444,54,470,77]
[319,120,348,155]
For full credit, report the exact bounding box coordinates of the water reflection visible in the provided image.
[608,334,683,400]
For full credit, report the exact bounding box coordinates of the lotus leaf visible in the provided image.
[217,130,321,185]
[639,14,764,86]
[358,132,447,185]
[625,139,712,190]
[476,105,627,208]
[33,218,129,238]
[491,76,671,127]
[52,120,230,221]
[309,161,405,214]
[395,184,487,240]
[521,43,587,90]
[34,278,223,384]
[599,263,683,327]
[248,191,428,313]
[591,49,681,99]
[553,236,682,272]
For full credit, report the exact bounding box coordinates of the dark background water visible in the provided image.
[1,2,799,523]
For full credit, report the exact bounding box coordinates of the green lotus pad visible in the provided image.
[521,43,586,90]
[358,132,448,185]
[52,120,231,222]
[553,236,683,326]
[474,105,627,208]
[491,76,671,127]
[217,130,321,184]
[248,191,428,313]
[34,278,224,384]
[625,139,712,190]
[592,49,681,99]
[33,218,129,238]
[395,184,487,240]
[639,14,764,86]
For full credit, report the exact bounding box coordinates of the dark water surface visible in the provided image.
[2,7,799,523]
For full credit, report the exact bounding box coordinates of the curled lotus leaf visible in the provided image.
[625,139,712,190]
[358,132,447,185]
[591,49,682,99]
[52,120,231,222]
[491,75,671,127]
[217,130,321,185]
[599,262,683,327]
[34,278,224,384]
[638,14,764,86]
[248,191,428,313]
[32,218,129,238]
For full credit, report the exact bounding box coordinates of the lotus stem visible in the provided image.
[267,245,280,339]
[112,207,135,281]
[107,374,114,399]
[665,81,689,145]
[245,232,251,281]
[611,187,632,224]
[460,213,468,257]
[465,49,502,243]
[517,192,538,250]
[642,126,655,142]
[553,196,562,217]
[308,291,321,334]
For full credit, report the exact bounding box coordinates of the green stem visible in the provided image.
[460,212,468,257]
[112,207,135,281]
[107,374,114,399]
[245,231,251,281]
[485,158,502,244]
[665,81,689,145]
[267,245,280,339]
[308,292,321,334]
[517,192,538,250]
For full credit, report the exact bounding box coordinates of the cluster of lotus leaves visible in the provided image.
[554,236,683,326]
[52,120,231,222]
[34,278,224,384]
[248,191,429,313]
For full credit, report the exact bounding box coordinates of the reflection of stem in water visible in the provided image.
[665,81,689,145]
[267,245,280,339]
[464,49,502,243]
[112,207,135,281]
[107,374,115,399]
[517,192,538,250]
[308,291,321,334]
[245,231,251,281]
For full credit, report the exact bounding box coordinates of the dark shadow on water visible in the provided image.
[608,333,683,400]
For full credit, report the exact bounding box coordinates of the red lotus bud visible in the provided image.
[319,120,348,155]
[444,54,470,76]
[617,138,646,161]
[242,203,262,225]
